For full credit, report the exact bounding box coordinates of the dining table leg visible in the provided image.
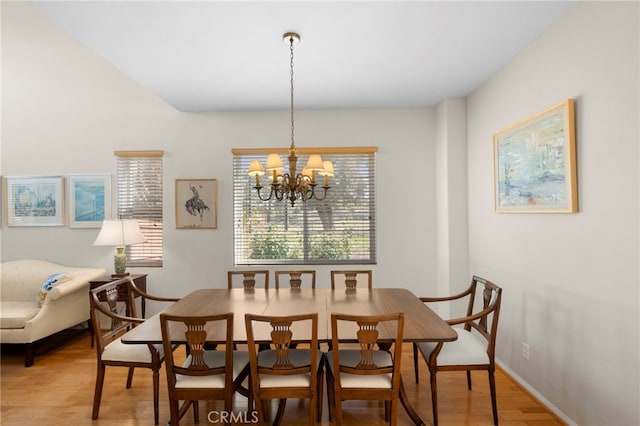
[399,376,426,426]
[378,342,426,426]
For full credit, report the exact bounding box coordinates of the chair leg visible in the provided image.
[317,360,324,422]
[310,393,317,426]
[412,342,419,384]
[467,370,472,390]
[335,397,343,426]
[152,367,160,425]
[169,398,180,426]
[92,363,106,419]
[489,369,499,425]
[126,366,135,388]
[262,400,271,421]
[429,370,439,426]
[389,399,398,426]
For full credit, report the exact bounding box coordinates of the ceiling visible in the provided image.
[28,1,576,113]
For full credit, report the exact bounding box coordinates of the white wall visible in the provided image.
[467,2,639,425]
[1,2,437,301]
[4,2,639,425]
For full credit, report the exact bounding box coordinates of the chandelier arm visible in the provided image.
[273,184,286,202]
[255,186,275,202]
[310,186,329,202]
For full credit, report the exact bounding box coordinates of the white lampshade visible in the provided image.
[248,160,265,176]
[319,160,334,177]
[93,219,146,247]
[305,154,324,171]
[265,154,284,170]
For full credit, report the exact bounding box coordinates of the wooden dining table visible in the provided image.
[121,287,457,425]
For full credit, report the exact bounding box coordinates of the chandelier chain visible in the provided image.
[289,36,295,150]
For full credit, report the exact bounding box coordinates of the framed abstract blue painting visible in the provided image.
[493,99,578,213]
[5,176,65,226]
[68,174,111,228]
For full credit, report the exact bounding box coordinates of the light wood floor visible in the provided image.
[1,328,563,425]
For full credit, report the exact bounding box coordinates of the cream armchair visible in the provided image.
[0,259,105,366]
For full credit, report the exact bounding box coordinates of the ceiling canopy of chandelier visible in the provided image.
[248,32,333,207]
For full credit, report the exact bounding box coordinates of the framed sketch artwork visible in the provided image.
[68,174,111,228]
[493,99,578,213]
[4,176,65,226]
[175,179,218,229]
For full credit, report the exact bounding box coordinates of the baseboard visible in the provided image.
[496,360,576,426]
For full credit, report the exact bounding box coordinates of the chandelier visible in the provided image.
[248,32,333,207]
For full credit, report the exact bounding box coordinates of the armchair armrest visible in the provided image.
[128,278,179,303]
[91,300,145,326]
[419,286,473,304]
[446,304,496,326]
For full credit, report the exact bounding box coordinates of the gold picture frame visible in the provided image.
[175,179,218,229]
[493,99,578,213]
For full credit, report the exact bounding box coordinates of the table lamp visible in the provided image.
[93,219,146,277]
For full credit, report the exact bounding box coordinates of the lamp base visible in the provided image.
[114,246,128,276]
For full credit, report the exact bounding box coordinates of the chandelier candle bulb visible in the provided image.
[320,161,335,187]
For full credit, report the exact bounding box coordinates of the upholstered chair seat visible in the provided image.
[415,327,490,366]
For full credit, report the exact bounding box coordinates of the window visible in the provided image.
[232,147,377,265]
[115,150,164,267]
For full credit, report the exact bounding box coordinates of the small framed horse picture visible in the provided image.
[175,179,217,229]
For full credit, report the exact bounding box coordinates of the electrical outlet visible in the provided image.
[522,342,530,360]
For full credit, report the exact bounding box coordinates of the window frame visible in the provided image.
[115,150,164,268]
[232,146,377,266]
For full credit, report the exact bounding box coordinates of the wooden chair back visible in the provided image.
[89,277,144,356]
[160,312,249,425]
[327,312,404,424]
[245,312,322,425]
[421,275,502,358]
[228,270,270,289]
[274,270,316,289]
[330,270,372,290]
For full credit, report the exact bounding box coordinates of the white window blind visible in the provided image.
[115,150,163,267]
[232,147,377,266]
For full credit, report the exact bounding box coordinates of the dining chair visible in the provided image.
[330,270,372,290]
[274,270,316,289]
[413,275,502,426]
[160,312,251,426]
[245,312,323,425]
[326,312,405,425]
[89,277,179,425]
[228,270,270,290]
